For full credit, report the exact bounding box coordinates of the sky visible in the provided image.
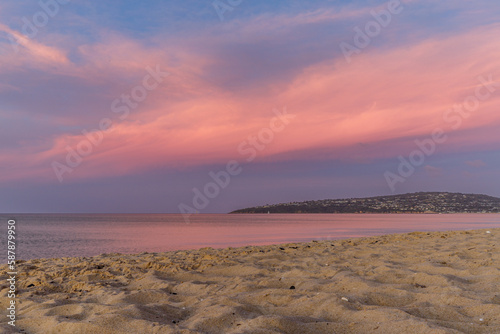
[1,0,500,214]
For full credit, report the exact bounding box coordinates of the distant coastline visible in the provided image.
[231,192,500,214]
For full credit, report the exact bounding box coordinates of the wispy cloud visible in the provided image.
[424,165,444,177]
[465,160,487,168]
[0,23,69,65]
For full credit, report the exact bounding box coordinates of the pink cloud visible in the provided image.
[0,23,69,67]
[424,165,444,177]
[1,18,500,183]
[465,160,487,168]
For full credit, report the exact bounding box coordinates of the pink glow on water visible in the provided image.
[9,214,500,260]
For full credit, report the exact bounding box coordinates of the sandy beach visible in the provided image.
[1,228,499,333]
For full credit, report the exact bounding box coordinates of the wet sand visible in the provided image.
[1,228,499,333]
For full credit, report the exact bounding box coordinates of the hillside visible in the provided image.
[231,192,500,214]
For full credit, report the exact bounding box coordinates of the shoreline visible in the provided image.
[229,212,500,214]
[1,228,499,333]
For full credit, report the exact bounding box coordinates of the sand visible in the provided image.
[1,228,499,334]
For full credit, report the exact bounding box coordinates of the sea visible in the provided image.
[1,213,499,261]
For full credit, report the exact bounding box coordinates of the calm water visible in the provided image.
[1,214,499,260]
